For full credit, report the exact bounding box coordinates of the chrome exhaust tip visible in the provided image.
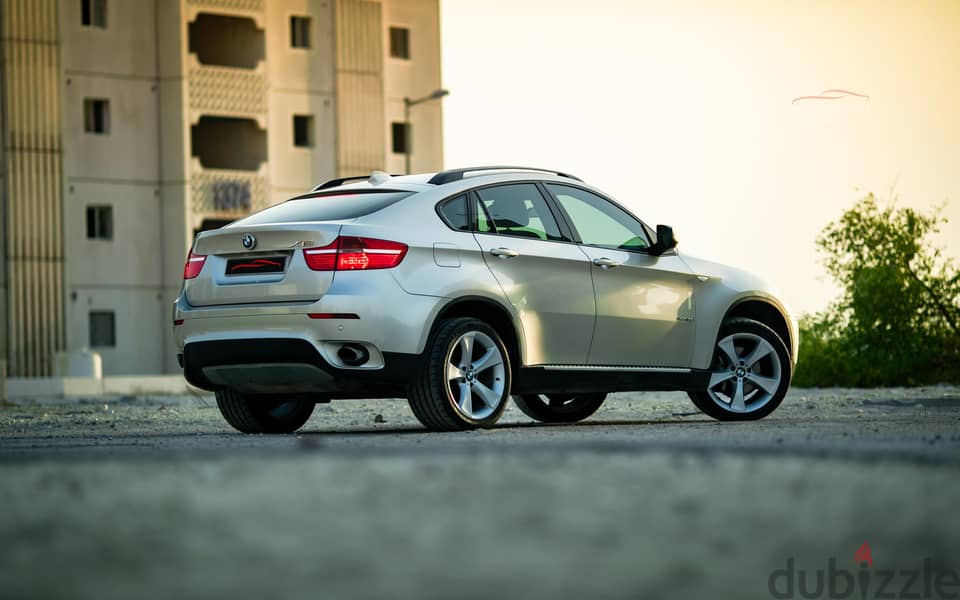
[337,343,370,367]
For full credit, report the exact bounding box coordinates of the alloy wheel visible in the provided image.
[706,332,782,414]
[445,330,507,420]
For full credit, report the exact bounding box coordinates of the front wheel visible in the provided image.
[215,390,315,433]
[687,318,792,421]
[513,393,607,423]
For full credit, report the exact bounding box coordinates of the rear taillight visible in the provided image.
[303,236,408,271]
[183,250,206,279]
[338,236,408,270]
[303,239,339,271]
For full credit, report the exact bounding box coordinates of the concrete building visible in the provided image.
[0,0,445,377]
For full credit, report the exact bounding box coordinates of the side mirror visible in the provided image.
[650,225,678,255]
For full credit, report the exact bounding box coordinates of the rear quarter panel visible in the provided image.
[348,192,522,358]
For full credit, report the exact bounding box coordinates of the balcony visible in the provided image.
[187,57,266,122]
[185,0,264,23]
[186,12,266,122]
[189,107,268,219]
[190,159,268,217]
[183,9,271,220]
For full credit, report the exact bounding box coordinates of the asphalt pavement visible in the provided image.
[2,386,959,600]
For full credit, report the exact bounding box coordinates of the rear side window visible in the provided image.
[438,195,469,231]
[475,184,564,241]
[229,192,412,226]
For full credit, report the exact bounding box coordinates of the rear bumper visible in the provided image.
[173,272,444,356]
[183,338,422,396]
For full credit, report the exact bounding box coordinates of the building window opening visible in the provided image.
[291,16,311,49]
[189,13,265,69]
[293,115,314,147]
[86,205,113,240]
[391,122,409,154]
[84,98,110,134]
[191,116,267,170]
[389,27,410,59]
[81,0,107,28]
[89,311,116,348]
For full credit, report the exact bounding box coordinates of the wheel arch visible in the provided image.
[430,296,525,372]
[722,298,793,358]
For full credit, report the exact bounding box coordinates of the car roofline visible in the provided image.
[427,166,581,185]
[312,166,582,194]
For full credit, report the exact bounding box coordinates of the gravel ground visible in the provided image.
[2,386,959,600]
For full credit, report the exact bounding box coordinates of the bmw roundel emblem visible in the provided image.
[241,233,257,250]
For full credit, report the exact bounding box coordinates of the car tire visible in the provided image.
[513,393,607,423]
[687,317,792,421]
[215,390,316,433]
[408,317,511,431]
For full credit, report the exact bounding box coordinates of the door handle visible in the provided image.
[489,247,519,259]
[592,257,621,269]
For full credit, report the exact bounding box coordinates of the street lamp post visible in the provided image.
[403,88,449,175]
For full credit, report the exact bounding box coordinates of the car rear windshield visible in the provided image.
[229,191,413,226]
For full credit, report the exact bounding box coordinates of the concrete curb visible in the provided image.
[3,375,213,404]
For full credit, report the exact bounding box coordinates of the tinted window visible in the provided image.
[547,184,650,251]
[474,196,494,233]
[476,184,564,241]
[230,192,412,226]
[438,195,469,231]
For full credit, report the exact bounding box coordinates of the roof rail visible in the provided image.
[427,166,582,185]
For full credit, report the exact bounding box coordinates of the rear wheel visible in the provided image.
[408,318,511,431]
[513,393,607,423]
[687,318,791,421]
[215,390,315,433]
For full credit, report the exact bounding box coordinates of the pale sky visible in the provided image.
[439,0,960,316]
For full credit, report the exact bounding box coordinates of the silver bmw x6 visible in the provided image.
[174,166,798,433]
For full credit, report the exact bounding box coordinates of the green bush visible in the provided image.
[793,194,960,387]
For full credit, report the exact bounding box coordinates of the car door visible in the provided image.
[544,183,696,367]
[471,183,595,365]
